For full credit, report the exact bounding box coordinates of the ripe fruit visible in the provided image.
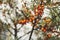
[37,4,44,16]
[29,19,32,22]
[43,29,46,32]
[46,19,51,24]
[21,20,24,24]
[18,20,22,23]
[41,27,46,32]
[29,17,35,22]
[41,6,44,10]
[46,19,51,22]
[35,9,38,12]
[18,19,26,24]
[26,19,29,22]
[37,5,41,10]
[41,5,44,7]
[41,5,44,9]
[41,27,44,30]
[23,19,26,23]
[34,4,44,16]
[47,34,51,38]
[31,17,35,20]
[39,10,43,13]
[30,16,35,21]
[38,6,41,10]
[43,18,51,24]
[35,13,38,16]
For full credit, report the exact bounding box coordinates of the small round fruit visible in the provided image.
[26,19,29,22]
[47,34,51,38]
[41,27,44,30]
[29,19,32,22]
[35,9,38,12]
[41,27,46,32]
[41,7,44,10]
[35,13,38,16]
[46,19,51,24]
[43,29,46,32]
[38,6,41,10]
[41,5,44,7]
[31,17,35,20]
[18,20,22,24]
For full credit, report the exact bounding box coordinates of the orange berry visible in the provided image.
[29,19,32,22]
[45,19,51,24]
[46,19,51,22]
[34,9,38,13]
[26,19,29,22]
[37,5,41,9]
[21,20,24,24]
[30,17,34,20]
[41,7,44,10]
[35,9,38,12]
[41,5,44,7]
[18,19,26,24]
[40,10,43,13]
[41,27,46,32]
[23,19,26,23]
[41,27,44,30]
[40,13,42,16]
[31,17,35,20]
[43,29,46,32]
[47,34,51,38]
[38,6,41,10]
[39,11,43,16]
[24,19,26,22]
[18,20,22,24]
[35,13,38,16]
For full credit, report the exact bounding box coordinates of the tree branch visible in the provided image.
[20,10,29,19]
[18,26,41,40]
[17,25,24,31]
[7,28,14,36]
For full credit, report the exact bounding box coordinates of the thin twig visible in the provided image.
[29,17,37,40]
[7,28,14,36]
[18,27,41,40]
[20,10,29,19]
[17,25,24,31]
